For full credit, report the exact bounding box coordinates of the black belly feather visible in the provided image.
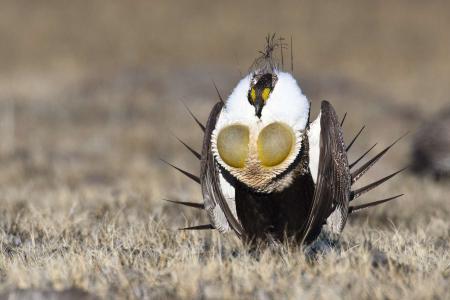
[235,171,320,243]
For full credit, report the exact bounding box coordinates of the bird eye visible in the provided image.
[217,125,250,168]
[257,122,294,167]
[261,87,271,101]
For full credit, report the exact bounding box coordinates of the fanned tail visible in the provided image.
[343,115,407,214]
[163,101,213,233]
[351,133,408,184]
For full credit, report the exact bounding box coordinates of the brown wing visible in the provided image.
[200,102,244,237]
[303,101,351,242]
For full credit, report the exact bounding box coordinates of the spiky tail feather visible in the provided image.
[340,112,347,126]
[160,159,200,184]
[180,224,214,231]
[351,167,407,201]
[351,133,408,184]
[346,126,365,152]
[345,119,407,213]
[163,199,204,209]
[173,135,201,160]
[181,100,205,132]
[348,194,403,213]
[349,143,377,169]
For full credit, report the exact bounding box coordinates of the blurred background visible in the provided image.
[0,0,449,225]
[0,1,449,298]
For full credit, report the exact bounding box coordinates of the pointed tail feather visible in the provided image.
[181,100,205,132]
[160,159,200,184]
[340,112,347,127]
[179,224,214,230]
[348,194,404,213]
[352,133,408,184]
[211,80,224,103]
[163,199,204,209]
[346,126,365,152]
[349,143,377,169]
[351,167,407,200]
[174,135,201,160]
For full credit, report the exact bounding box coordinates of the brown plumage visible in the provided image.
[411,108,450,179]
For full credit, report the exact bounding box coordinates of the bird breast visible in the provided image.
[212,121,304,192]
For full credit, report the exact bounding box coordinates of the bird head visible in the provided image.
[247,72,278,118]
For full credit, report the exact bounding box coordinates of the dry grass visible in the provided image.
[0,1,449,299]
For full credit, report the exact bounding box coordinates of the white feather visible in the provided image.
[261,72,310,131]
[207,171,239,233]
[216,71,310,131]
[218,74,256,127]
[218,171,238,220]
[308,113,321,184]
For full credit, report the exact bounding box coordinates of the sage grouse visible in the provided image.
[411,107,450,180]
[164,36,405,245]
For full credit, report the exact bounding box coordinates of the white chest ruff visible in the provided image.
[210,71,311,192]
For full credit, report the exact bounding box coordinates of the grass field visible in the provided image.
[0,1,449,299]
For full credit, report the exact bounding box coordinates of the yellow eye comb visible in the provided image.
[261,87,271,101]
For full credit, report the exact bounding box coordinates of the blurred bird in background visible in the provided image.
[411,107,450,180]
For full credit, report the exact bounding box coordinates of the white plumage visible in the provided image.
[308,112,321,184]
[217,71,310,132]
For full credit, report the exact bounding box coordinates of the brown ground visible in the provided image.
[0,1,449,299]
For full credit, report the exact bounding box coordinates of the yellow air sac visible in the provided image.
[257,122,294,167]
[217,125,250,168]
